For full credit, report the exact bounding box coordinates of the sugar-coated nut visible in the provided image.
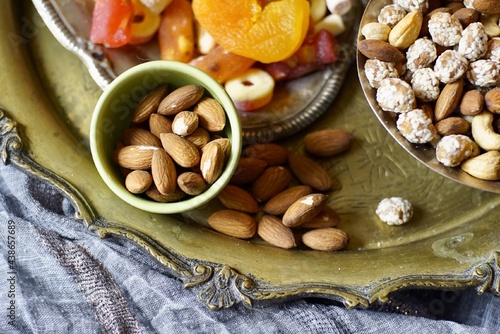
[396,109,437,144]
[428,12,463,47]
[486,37,500,62]
[434,50,468,84]
[460,89,484,116]
[457,22,489,61]
[361,22,391,41]
[466,59,499,87]
[325,0,352,16]
[364,59,399,89]
[378,4,407,28]
[375,197,413,226]
[406,37,437,72]
[376,78,416,113]
[472,111,500,151]
[393,0,427,13]
[435,134,479,167]
[411,68,440,102]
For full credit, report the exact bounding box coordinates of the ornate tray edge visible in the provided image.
[1,108,499,310]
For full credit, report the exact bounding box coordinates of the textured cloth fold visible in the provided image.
[0,162,498,334]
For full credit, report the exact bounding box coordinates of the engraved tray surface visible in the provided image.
[0,0,498,310]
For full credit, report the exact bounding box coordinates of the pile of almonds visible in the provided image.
[358,0,500,181]
[207,129,354,252]
[112,83,230,201]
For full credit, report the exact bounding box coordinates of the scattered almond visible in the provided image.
[288,153,332,191]
[242,143,289,166]
[282,193,328,227]
[230,157,267,185]
[207,210,257,239]
[218,184,259,214]
[257,215,297,249]
[300,206,341,229]
[301,228,349,251]
[304,129,353,157]
[251,166,292,202]
[263,185,313,215]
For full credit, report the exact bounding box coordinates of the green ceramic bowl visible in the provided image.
[90,61,242,214]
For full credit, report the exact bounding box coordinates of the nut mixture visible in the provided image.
[359,0,500,182]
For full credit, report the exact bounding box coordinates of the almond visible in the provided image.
[357,39,405,63]
[301,228,349,251]
[300,206,341,229]
[200,141,225,184]
[185,127,211,149]
[485,87,500,114]
[149,113,173,138]
[194,97,227,132]
[177,172,206,195]
[304,129,353,157]
[453,8,480,27]
[145,184,186,203]
[288,153,332,192]
[263,185,313,215]
[211,138,231,158]
[207,209,257,239]
[113,145,158,170]
[434,78,464,121]
[435,117,470,136]
[157,84,204,116]
[230,157,267,185]
[242,143,289,166]
[151,149,177,195]
[122,128,162,147]
[472,0,500,14]
[389,10,423,49]
[172,111,199,136]
[282,193,327,227]
[460,89,484,116]
[257,215,297,249]
[218,184,259,213]
[124,170,153,194]
[251,166,292,202]
[160,133,200,168]
[131,84,168,124]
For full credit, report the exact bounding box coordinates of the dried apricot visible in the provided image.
[158,0,195,62]
[192,0,310,63]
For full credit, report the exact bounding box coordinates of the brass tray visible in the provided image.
[1,0,498,310]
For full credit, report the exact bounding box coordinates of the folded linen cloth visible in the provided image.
[0,162,498,334]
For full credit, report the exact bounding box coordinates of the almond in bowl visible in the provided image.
[90,60,242,214]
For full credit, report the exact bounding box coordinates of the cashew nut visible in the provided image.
[461,151,500,181]
[480,14,500,37]
[471,111,500,151]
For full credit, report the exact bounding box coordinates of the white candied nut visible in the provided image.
[486,37,500,63]
[428,12,463,47]
[406,37,437,72]
[325,0,352,16]
[411,68,440,102]
[393,0,427,13]
[376,78,416,113]
[364,59,399,88]
[434,50,468,84]
[378,4,407,28]
[396,108,437,144]
[457,22,489,61]
[375,197,413,226]
[466,59,499,88]
[435,134,479,167]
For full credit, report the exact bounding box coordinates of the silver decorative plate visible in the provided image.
[32,0,361,144]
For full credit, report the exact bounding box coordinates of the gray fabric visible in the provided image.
[0,162,499,334]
